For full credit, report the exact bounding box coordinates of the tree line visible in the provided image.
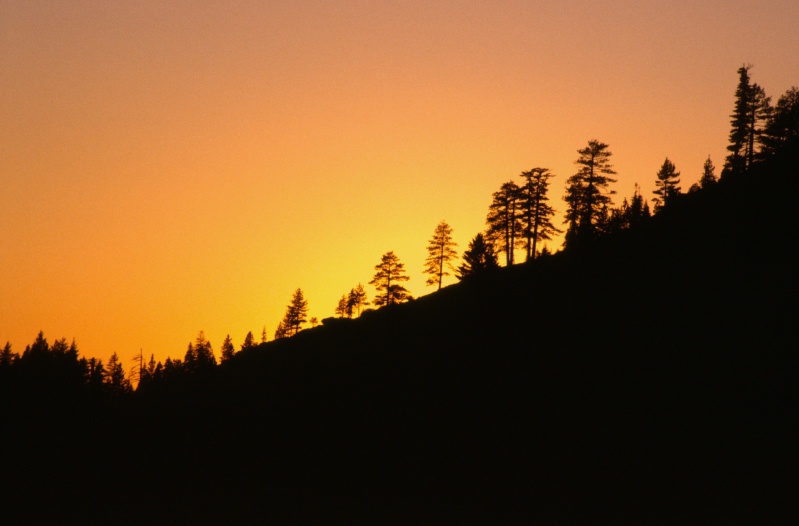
[3,65,796,394]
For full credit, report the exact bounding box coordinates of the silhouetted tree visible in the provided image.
[105,352,132,394]
[370,251,412,307]
[486,181,523,265]
[241,331,256,350]
[137,354,159,389]
[457,233,499,280]
[220,334,235,363]
[700,156,717,188]
[759,86,799,160]
[162,357,183,382]
[83,357,106,388]
[563,140,617,247]
[279,289,309,336]
[423,220,458,290]
[610,185,651,232]
[723,65,771,177]
[653,158,681,211]
[335,294,350,318]
[274,321,289,339]
[348,284,368,317]
[261,326,268,344]
[22,331,50,361]
[184,331,217,373]
[310,317,319,328]
[0,342,18,368]
[518,167,560,261]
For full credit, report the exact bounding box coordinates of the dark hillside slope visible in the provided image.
[6,161,796,523]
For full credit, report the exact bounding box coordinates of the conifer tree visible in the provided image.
[0,342,18,368]
[279,288,308,336]
[423,220,458,290]
[699,156,717,188]
[335,294,349,318]
[563,140,617,247]
[759,86,799,160]
[240,331,256,350]
[518,167,560,261]
[184,331,216,373]
[137,354,158,388]
[105,352,132,394]
[457,233,499,280]
[652,157,681,211]
[486,181,523,265]
[370,251,411,307]
[84,357,106,387]
[723,65,771,177]
[274,321,289,340]
[220,334,235,363]
[347,284,368,317]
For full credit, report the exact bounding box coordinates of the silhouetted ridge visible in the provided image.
[2,159,795,523]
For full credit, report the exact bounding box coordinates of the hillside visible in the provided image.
[4,158,796,523]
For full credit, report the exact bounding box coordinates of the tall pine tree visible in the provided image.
[279,289,309,336]
[518,167,560,261]
[563,140,617,247]
[723,65,771,177]
[486,181,523,265]
[370,251,411,307]
[652,157,681,212]
[423,220,458,290]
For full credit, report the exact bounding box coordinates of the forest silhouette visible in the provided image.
[1,67,797,523]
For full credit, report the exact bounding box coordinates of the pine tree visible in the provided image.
[138,354,158,388]
[347,284,368,317]
[105,352,132,394]
[423,220,458,290]
[0,342,18,368]
[261,326,268,343]
[335,294,349,318]
[220,334,235,363]
[83,357,106,388]
[518,167,560,261]
[563,140,617,247]
[759,86,799,160]
[486,181,523,265]
[279,288,309,336]
[652,157,681,211]
[456,233,499,280]
[274,321,289,340]
[369,251,411,307]
[699,156,717,189]
[723,65,771,177]
[183,331,216,373]
[240,331,256,350]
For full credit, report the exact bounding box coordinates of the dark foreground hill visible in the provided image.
[4,159,796,523]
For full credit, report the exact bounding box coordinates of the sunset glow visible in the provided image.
[2,1,798,365]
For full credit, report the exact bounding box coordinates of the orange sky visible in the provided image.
[2,1,798,367]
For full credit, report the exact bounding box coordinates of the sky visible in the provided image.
[2,0,798,367]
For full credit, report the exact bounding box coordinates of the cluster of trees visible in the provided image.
[0,332,132,398]
[5,66,796,393]
[145,67,799,348]
[724,65,799,176]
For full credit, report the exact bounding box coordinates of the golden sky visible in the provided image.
[2,1,798,366]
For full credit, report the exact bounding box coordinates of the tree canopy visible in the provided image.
[563,140,617,247]
[423,220,458,290]
[369,251,412,307]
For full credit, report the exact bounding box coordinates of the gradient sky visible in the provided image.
[2,1,797,366]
